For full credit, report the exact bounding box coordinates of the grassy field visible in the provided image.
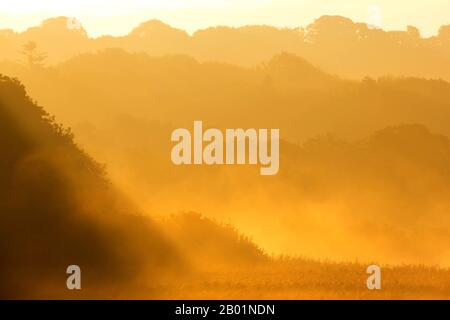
[148,260,450,300]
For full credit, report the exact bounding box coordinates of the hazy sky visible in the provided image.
[0,0,448,37]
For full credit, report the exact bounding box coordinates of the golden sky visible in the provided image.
[0,0,448,37]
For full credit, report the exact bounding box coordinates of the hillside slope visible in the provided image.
[0,75,182,299]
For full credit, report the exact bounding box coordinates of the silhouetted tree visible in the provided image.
[21,41,46,68]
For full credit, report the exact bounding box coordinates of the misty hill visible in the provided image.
[1,16,449,80]
[3,49,449,143]
[275,125,450,262]
[0,75,276,298]
[0,74,183,299]
[3,48,450,265]
[159,212,268,270]
[2,47,450,266]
